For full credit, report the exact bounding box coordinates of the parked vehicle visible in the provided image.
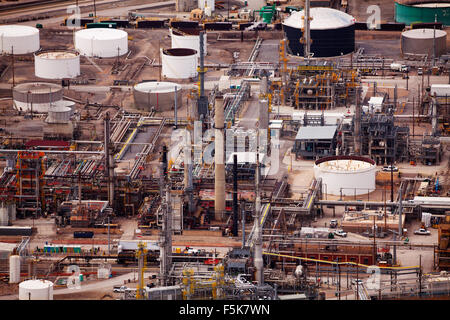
[418,68,423,75]
[382,165,399,172]
[334,229,347,237]
[330,219,338,228]
[113,286,128,293]
[390,63,409,72]
[414,228,431,235]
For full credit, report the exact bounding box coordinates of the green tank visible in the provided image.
[395,2,450,26]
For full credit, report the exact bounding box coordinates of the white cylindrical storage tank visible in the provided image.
[133,81,183,112]
[170,28,207,57]
[9,255,20,284]
[13,82,63,113]
[198,0,215,11]
[314,156,376,196]
[19,280,54,300]
[74,28,128,58]
[0,205,8,226]
[47,105,72,123]
[0,25,40,54]
[161,48,198,79]
[35,50,80,79]
[401,28,447,57]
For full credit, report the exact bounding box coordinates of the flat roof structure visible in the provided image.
[295,125,338,141]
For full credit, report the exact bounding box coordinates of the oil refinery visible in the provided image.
[0,0,450,307]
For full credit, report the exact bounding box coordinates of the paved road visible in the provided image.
[53,271,156,295]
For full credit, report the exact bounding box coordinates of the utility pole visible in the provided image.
[174,85,178,128]
[419,254,422,297]
[232,154,239,237]
[107,215,110,255]
[412,97,415,137]
[373,216,377,264]
[303,0,311,59]
[354,87,361,155]
[11,46,15,87]
[93,0,97,18]
[433,14,437,67]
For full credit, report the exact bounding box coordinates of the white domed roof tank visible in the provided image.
[314,156,376,196]
[283,8,356,57]
[133,81,183,112]
[13,82,63,113]
[74,28,128,58]
[161,48,198,79]
[198,0,215,11]
[35,50,80,79]
[19,280,53,300]
[47,105,72,123]
[170,28,207,57]
[401,28,447,57]
[9,255,20,284]
[0,25,40,54]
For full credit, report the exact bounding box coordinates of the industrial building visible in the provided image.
[0,0,450,304]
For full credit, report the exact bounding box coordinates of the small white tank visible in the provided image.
[170,28,207,57]
[35,50,80,79]
[19,280,54,300]
[9,255,21,284]
[0,205,8,226]
[7,203,16,222]
[47,106,72,123]
[161,48,198,79]
[314,156,377,196]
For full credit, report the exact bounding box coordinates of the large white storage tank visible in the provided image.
[0,25,40,54]
[161,48,198,79]
[35,50,80,79]
[170,28,207,57]
[74,28,128,58]
[19,280,53,300]
[314,156,376,196]
[133,81,183,112]
[9,255,20,284]
[12,82,63,113]
[198,0,215,11]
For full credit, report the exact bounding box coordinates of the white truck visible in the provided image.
[390,63,409,72]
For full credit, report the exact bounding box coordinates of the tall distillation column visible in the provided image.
[159,146,172,286]
[254,133,264,286]
[104,113,115,207]
[214,96,226,221]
